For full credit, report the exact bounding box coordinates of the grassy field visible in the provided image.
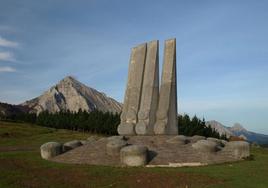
[0,121,268,188]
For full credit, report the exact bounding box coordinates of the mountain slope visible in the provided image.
[207,120,268,144]
[206,120,234,138]
[0,102,30,117]
[230,123,268,144]
[22,76,122,114]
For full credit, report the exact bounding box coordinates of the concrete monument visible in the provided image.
[117,43,147,135]
[154,38,178,135]
[135,40,159,135]
[118,38,178,136]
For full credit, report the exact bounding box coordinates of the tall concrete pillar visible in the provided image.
[154,38,178,135]
[118,43,147,135]
[135,40,159,135]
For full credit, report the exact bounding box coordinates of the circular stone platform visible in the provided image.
[51,136,247,167]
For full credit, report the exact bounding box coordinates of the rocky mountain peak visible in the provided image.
[58,76,78,85]
[22,76,122,114]
[231,123,246,132]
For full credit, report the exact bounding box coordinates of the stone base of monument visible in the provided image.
[48,135,250,167]
[63,140,82,152]
[106,139,128,156]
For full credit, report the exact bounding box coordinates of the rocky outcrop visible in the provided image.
[22,76,122,114]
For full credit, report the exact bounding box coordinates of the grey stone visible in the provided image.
[207,137,223,146]
[118,43,147,135]
[192,140,217,153]
[222,141,250,159]
[166,135,187,144]
[189,135,206,143]
[98,137,107,142]
[63,140,82,152]
[87,136,98,142]
[40,142,63,159]
[136,40,159,135]
[154,39,178,135]
[220,139,228,146]
[80,140,89,145]
[106,139,127,156]
[107,136,125,142]
[120,145,148,166]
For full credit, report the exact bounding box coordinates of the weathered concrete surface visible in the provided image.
[207,137,223,146]
[154,39,178,135]
[136,40,159,135]
[107,135,125,142]
[106,139,127,156]
[40,142,63,159]
[63,140,82,152]
[120,145,148,166]
[166,135,187,144]
[80,140,89,145]
[87,136,99,142]
[52,136,245,166]
[192,140,218,153]
[188,135,206,143]
[118,43,147,135]
[221,141,250,159]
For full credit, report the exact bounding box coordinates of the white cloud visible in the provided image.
[0,51,16,62]
[0,36,18,48]
[0,66,16,73]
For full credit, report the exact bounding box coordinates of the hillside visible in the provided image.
[21,76,122,114]
[205,120,234,138]
[207,120,268,144]
[0,102,30,118]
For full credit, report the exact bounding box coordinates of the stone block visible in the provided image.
[107,135,125,142]
[40,142,63,159]
[192,140,217,153]
[166,135,188,144]
[222,141,250,159]
[189,135,206,143]
[63,140,82,152]
[106,139,127,156]
[120,145,148,166]
[207,137,223,146]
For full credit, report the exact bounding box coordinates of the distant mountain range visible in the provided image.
[206,120,268,145]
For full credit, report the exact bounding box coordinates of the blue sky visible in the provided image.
[0,0,267,133]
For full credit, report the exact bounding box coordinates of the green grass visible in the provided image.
[0,121,268,188]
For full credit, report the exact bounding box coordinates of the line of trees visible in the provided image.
[1,110,120,135]
[178,114,227,140]
[1,110,226,139]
